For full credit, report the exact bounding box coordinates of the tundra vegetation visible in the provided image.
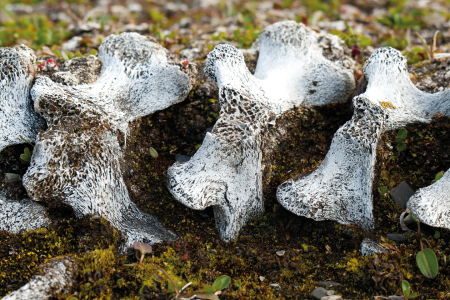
[1,0,450,299]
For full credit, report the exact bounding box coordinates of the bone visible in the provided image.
[361,238,388,256]
[254,20,355,115]
[2,256,77,300]
[168,21,356,242]
[407,171,450,229]
[0,194,51,233]
[22,32,191,252]
[0,45,45,152]
[278,46,450,230]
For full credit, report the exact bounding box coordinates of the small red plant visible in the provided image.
[351,44,361,59]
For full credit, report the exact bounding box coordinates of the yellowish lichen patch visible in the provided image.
[380,101,396,109]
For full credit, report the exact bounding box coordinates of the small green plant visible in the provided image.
[401,213,439,279]
[401,280,418,299]
[395,128,407,152]
[378,186,388,196]
[19,135,34,163]
[20,147,32,163]
[432,171,444,183]
[414,215,439,279]
[149,147,162,175]
[234,280,242,289]
[212,24,262,49]
[330,25,372,50]
[125,243,231,299]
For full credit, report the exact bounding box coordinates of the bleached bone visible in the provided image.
[361,238,388,256]
[278,46,450,230]
[2,256,77,300]
[0,45,45,152]
[0,194,51,233]
[407,171,450,229]
[22,32,191,251]
[168,21,356,242]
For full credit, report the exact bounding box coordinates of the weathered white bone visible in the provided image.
[254,20,355,115]
[2,256,77,300]
[22,32,191,251]
[407,171,450,229]
[0,193,51,233]
[0,45,45,152]
[361,238,388,256]
[168,21,356,242]
[278,47,450,230]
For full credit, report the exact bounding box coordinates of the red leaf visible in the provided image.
[182,253,188,261]
[182,61,189,66]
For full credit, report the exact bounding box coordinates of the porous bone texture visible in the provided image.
[2,257,77,300]
[0,193,51,233]
[168,21,356,242]
[0,45,45,152]
[23,32,190,252]
[407,170,450,229]
[278,47,450,230]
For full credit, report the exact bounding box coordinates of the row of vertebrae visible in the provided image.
[2,20,449,256]
[1,32,191,252]
[278,46,450,233]
[168,20,356,241]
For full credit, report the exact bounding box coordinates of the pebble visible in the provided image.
[5,173,21,183]
[389,181,414,209]
[311,287,329,300]
[175,154,191,163]
[276,250,285,256]
[259,276,265,282]
[321,296,342,300]
[386,233,406,243]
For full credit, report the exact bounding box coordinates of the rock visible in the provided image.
[175,155,191,163]
[61,36,82,52]
[4,173,21,184]
[317,281,340,288]
[386,233,406,242]
[327,290,335,295]
[311,287,329,300]
[390,181,414,209]
[127,3,142,13]
[321,296,342,300]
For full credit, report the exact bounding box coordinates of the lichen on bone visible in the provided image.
[277,46,450,230]
[2,256,77,300]
[22,32,191,252]
[168,21,356,242]
[0,45,45,152]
